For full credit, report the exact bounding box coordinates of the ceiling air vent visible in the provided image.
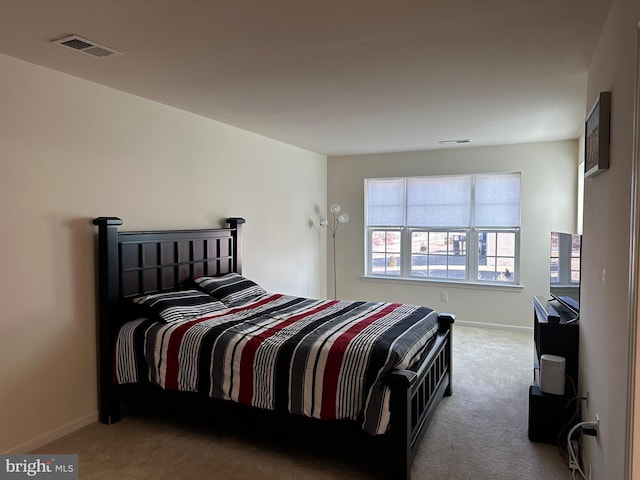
[51,35,121,58]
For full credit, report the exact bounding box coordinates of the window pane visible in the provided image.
[478,229,516,283]
[428,254,449,278]
[371,252,387,275]
[480,257,515,282]
[386,254,401,275]
[484,232,497,256]
[412,231,428,253]
[386,232,401,253]
[410,230,466,279]
[371,231,401,253]
[370,229,402,275]
[371,231,387,252]
[496,232,515,256]
[429,232,449,254]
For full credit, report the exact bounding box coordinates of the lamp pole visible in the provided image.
[320,204,349,299]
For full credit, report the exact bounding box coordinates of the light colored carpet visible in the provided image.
[32,326,573,479]
[411,325,572,480]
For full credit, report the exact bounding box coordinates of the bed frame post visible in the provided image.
[438,313,455,396]
[92,216,123,425]
[387,371,414,480]
[226,217,245,274]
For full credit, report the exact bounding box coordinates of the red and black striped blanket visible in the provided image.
[115,293,439,435]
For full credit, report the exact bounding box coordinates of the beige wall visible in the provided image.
[0,53,327,453]
[580,1,640,478]
[328,141,579,329]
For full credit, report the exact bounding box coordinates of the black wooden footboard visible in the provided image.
[386,314,454,480]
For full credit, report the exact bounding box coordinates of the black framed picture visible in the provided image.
[584,91,611,178]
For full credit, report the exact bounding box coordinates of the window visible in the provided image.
[365,173,521,284]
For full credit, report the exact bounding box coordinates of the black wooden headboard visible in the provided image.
[91,216,245,423]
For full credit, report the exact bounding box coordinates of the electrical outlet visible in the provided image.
[441,291,449,302]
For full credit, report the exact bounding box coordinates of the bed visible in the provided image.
[92,216,454,479]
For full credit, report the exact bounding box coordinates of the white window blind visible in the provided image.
[366,178,405,226]
[366,173,521,228]
[407,176,472,227]
[474,173,521,227]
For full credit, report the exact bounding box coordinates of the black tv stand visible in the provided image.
[528,296,580,444]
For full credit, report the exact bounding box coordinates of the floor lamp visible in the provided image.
[320,204,349,299]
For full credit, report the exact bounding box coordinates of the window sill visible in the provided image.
[361,275,524,292]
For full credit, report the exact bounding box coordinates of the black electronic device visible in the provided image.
[528,384,573,444]
[549,231,581,319]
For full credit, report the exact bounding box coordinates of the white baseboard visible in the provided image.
[455,319,533,333]
[4,411,98,454]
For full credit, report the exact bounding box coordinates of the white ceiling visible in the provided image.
[0,0,612,156]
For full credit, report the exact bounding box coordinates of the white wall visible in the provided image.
[580,1,640,478]
[0,53,327,453]
[327,141,579,329]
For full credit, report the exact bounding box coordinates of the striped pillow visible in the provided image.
[194,273,267,307]
[132,289,227,323]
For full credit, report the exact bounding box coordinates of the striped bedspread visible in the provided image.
[115,293,439,435]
